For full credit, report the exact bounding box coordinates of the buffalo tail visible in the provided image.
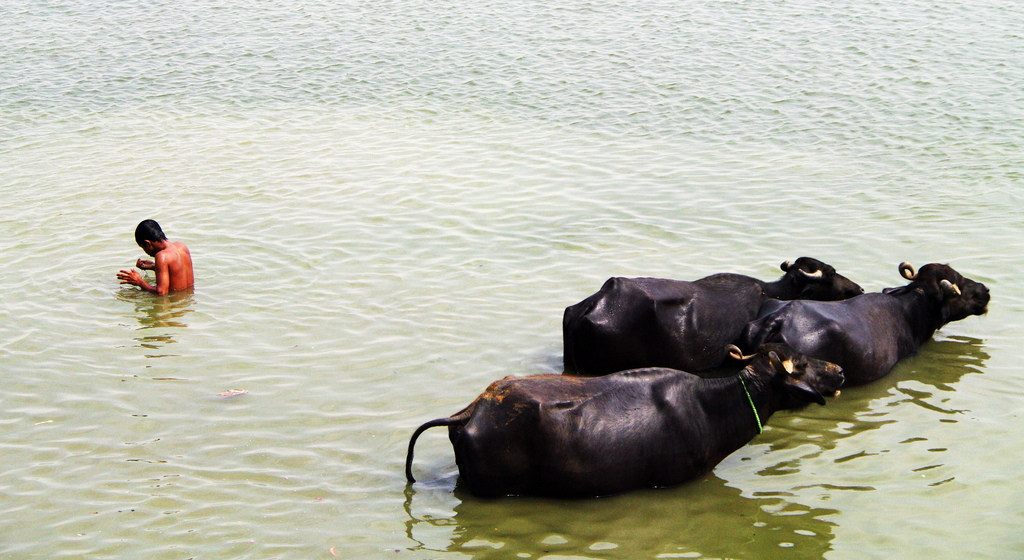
[405,416,463,483]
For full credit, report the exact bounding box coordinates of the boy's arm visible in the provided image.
[117,268,159,293]
[118,254,170,295]
[151,253,171,295]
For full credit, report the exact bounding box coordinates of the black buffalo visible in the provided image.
[738,262,990,386]
[405,343,844,498]
[562,257,863,376]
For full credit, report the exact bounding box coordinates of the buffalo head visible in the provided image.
[895,262,990,323]
[728,343,844,407]
[779,257,864,301]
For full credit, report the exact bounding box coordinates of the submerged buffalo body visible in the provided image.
[739,263,990,386]
[562,257,863,376]
[406,344,844,498]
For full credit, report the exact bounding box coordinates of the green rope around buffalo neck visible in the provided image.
[738,376,763,434]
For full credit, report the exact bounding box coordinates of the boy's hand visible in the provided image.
[117,269,144,287]
[136,259,156,270]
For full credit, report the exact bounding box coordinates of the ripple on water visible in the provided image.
[3,0,1024,557]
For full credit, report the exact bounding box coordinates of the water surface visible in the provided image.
[2,0,1023,558]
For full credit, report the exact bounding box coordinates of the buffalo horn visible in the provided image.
[899,262,916,280]
[780,260,792,271]
[940,279,962,298]
[798,268,824,280]
[726,344,755,362]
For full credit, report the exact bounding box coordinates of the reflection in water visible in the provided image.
[116,287,195,357]
[762,334,990,455]
[739,334,991,511]
[405,474,839,559]
[403,336,990,559]
[908,335,990,393]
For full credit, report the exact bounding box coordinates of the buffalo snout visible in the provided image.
[806,361,845,399]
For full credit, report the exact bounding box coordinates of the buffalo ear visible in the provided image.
[797,268,824,280]
[768,351,796,374]
[797,285,818,299]
[940,279,962,299]
[783,377,826,405]
[884,286,912,296]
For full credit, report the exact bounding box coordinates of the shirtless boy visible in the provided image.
[117,219,194,295]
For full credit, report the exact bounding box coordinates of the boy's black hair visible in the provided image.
[135,219,167,245]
